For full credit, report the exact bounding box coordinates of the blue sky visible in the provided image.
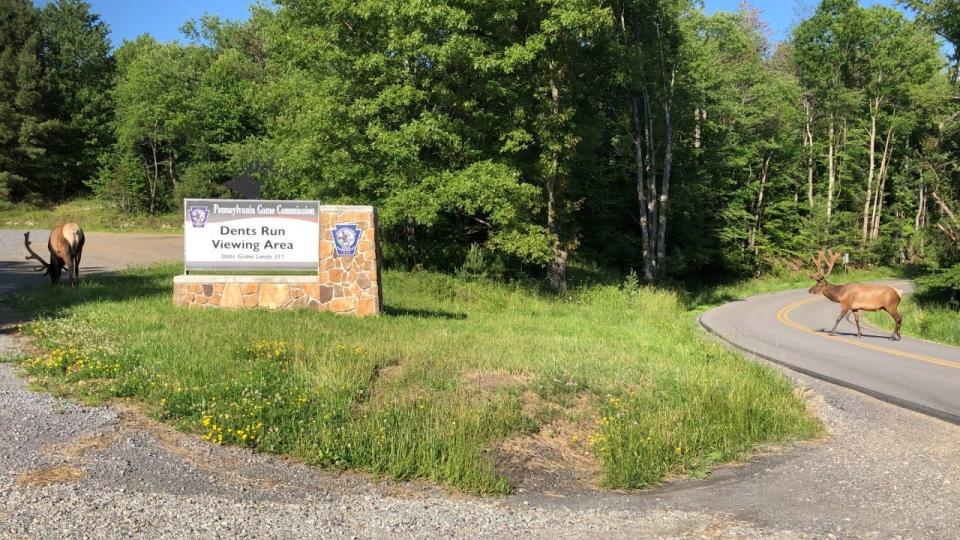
[36,0,255,48]
[38,1,911,49]
[703,0,904,43]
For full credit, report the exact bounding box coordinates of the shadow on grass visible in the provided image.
[675,287,740,310]
[6,265,474,322]
[565,263,622,289]
[382,305,467,320]
[2,268,172,319]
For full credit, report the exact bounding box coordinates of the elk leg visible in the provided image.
[829,308,849,335]
[72,252,81,287]
[888,308,902,341]
[852,310,862,338]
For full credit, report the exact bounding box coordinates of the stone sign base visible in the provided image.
[173,275,380,316]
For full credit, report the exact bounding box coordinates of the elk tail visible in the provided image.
[894,288,902,299]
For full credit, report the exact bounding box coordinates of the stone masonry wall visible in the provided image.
[173,205,381,317]
[318,206,381,316]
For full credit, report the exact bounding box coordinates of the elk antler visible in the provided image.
[823,249,840,278]
[23,232,50,272]
[811,250,825,278]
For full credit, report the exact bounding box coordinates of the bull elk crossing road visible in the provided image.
[700,281,960,424]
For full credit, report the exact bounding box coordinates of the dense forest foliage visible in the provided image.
[2,0,959,289]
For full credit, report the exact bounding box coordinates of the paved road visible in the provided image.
[1,230,958,537]
[700,281,960,424]
[0,229,182,294]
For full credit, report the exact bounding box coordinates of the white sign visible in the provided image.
[184,199,320,270]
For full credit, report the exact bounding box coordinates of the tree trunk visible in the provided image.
[871,173,886,241]
[693,107,700,149]
[149,140,159,215]
[914,179,924,231]
[932,191,959,225]
[404,220,417,268]
[545,71,567,292]
[642,84,659,279]
[932,191,960,246]
[748,154,771,255]
[167,153,177,188]
[827,116,835,222]
[547,248,568,293]
[655,68,675,279]
[914,172,926,257]
[862,100,878,243]
[870,126,894,239]
[804,96,815,209]
[631,96,654,282]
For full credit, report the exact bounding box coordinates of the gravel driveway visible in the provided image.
[1,229,958,538]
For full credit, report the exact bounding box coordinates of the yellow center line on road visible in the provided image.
[776,296,960,371]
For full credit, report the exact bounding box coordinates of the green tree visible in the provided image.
[39,0,115,200]
[844,7,943,244]
[608,0,692,281]
[793,0,863,227]
[108,37,216,212]
[104,20,261,213]
[0,0,49,202]
[903,0,960,264]
[684,9,806,275]
[243,1,593,273]
[46,0,960,282]
[904,0,960,77]
[491,1,611,290]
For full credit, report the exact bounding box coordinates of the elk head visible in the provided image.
[808,249,839,295]
[24,223,85,286]
[24,232,57,282]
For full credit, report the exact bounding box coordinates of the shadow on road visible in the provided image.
[815,329,893,340]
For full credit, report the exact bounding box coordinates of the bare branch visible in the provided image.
[932,191,958,224]
[937,223,959,245]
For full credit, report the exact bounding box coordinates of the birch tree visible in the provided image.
[610,0,690,281]
[849,7,943,243]
[794,0,861,225]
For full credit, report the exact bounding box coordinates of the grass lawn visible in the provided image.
[0,198,180,233]
[8,265,824,494]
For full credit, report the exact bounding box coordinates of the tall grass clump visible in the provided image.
[10,264,822,493]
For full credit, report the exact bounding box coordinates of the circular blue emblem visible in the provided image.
[332,223,362,256]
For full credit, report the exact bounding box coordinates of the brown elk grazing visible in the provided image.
[808,249,903,340]
[24,223,85,287]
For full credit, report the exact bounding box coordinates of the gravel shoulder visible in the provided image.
[1,230,958,538]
